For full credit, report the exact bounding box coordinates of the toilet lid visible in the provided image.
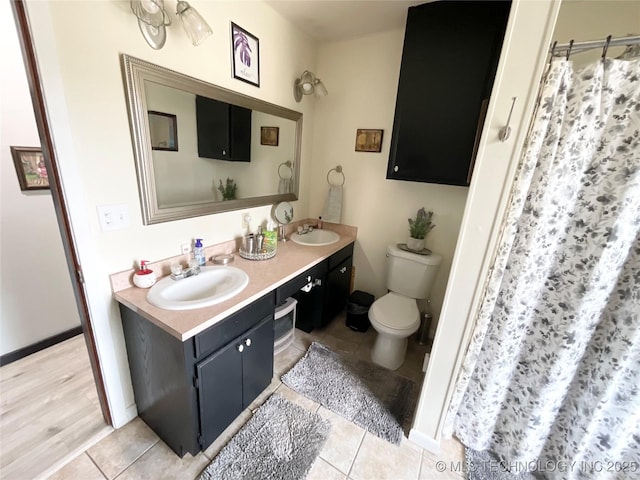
[370,293,420,330]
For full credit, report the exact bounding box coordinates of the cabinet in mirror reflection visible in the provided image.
[122,55,302,224]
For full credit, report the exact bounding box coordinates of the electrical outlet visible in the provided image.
[241,212,252,230]
[180,243,192,255]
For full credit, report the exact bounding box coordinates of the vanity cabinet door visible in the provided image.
[196,339,243,449]
[196,313,274,449]
[323,255,352,325]
[387,0,510,186]
[240,314,274,410]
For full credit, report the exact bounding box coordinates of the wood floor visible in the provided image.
[0,335,112,479]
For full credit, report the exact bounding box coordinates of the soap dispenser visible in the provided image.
[194,238,206,266]
[133,260,157,288]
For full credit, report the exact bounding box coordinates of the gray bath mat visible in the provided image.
[281,342,418,445]
[199,394,330,480]
[465,448,537,480]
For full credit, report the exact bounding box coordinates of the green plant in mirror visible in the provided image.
[408,207,435,239]
[218,178,238,201]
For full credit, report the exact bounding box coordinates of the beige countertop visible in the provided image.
[113,224,356,341]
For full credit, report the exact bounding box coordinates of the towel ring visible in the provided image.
[327,165,345,186]
[278,161,293,179]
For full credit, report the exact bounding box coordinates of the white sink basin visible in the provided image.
[147,266,249,310]
[291,229,340,246]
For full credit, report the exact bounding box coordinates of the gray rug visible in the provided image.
[281,342,418,445]
[466,448,537,480]
[199,394,330,480]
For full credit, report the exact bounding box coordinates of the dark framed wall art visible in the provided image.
[231,22,260,87]
[10,146,49,191]
[148,111,178,151]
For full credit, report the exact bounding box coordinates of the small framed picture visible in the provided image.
[355,129,383,153]
[148,111,178,151]
[10,146,49,191]
[231,22,260,87]
[261,126,279,146]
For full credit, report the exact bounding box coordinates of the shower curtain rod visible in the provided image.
[550,34,640,57]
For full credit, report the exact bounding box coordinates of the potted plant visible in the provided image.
[407,207,435,251]
[218,178,237,201]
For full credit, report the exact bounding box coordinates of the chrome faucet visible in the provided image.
[297,224,314,235]
[170,262,201,280]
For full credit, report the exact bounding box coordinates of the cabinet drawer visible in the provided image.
[194,291,275,360]
[276,260,327,305]
[328,242,354,270]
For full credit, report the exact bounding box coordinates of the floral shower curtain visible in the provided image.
[445,56,640,479]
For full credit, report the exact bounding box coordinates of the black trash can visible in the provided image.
[346,290,375,332]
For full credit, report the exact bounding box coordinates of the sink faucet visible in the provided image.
[170,261,201,280]
[297,224,314,235]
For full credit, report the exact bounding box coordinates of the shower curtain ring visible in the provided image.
[565,40,574,60]
[602,35,612,60]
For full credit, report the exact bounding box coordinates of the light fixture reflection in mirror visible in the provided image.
[293,71,328,102]
[121,54,302,225]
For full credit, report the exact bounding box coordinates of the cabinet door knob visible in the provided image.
[222,149,227,156]
[244,338,252,347]
[394,165,399,172]
[340,266,347,273]
[237,344,244,353]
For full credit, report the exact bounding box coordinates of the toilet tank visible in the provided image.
[385,244,442,299]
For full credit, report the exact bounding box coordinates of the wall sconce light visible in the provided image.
[130,0,212,50]
[293,71,328,102]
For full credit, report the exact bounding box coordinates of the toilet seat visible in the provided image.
[369,292,420,331]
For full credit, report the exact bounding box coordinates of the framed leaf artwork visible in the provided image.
[231,22,260,87]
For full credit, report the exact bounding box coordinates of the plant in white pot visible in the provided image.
[407,207,435,252]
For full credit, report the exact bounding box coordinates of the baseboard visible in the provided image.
[409,428,441,453]
[0,326,83,366]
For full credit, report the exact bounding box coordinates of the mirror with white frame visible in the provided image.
[121,54,302,225]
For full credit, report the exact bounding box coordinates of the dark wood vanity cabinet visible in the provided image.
[120,291,274,457]
[387,0,511,186]
[276,242,354,332]
[196,95,251,162]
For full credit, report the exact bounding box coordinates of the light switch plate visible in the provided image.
[97,204,130,231]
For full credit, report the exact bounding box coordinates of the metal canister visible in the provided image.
[243,234,255,254]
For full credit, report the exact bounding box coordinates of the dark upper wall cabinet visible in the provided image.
[196,95,251,162]
[387,0,511,186]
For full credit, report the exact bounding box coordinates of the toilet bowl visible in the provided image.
[369,292,421,370]
[368,244,441,370]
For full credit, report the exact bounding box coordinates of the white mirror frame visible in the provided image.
[121,54,302,225]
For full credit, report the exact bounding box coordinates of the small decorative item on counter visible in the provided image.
[407,207,435,252]
[133,260,157,288]
[264,221,278,252]
[194,238,206,266]
[239,223,277,261]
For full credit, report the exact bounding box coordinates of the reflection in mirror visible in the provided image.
[121,54,302,224]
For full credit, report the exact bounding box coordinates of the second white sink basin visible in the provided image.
[291,229,340,246]
[147,266,249,310]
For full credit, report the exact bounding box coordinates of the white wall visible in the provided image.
[310,29,469,334]
[0,0,80,356]
[26,0,317,426]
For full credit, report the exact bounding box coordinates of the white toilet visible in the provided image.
[369,244,441,370]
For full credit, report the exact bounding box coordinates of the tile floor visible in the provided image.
[19,314,467,479]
